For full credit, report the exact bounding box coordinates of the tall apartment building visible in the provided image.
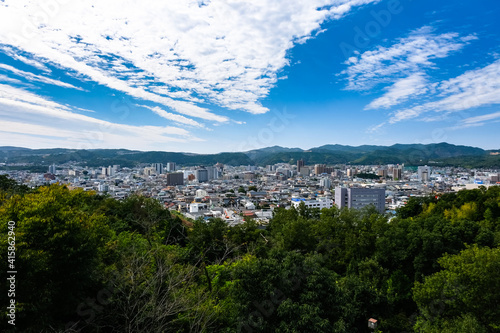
[377,167,388,178]
[195,168,209,183]
[153,163,164,175]
[166,172,184,186]
[320,177,332,189]
[418,165,431,182]
[315,164,325,175]
[346,168,357,178]
[299,167,310,176]
[101,165,115,176]
[48,164,56,174]
[392,165,403,180]
[143,167,156,176]
[206,166,220,180]
[166,162,176,172]
[334,187,386,213]
[297,159,305,172]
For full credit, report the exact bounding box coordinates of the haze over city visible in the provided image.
[0,0,499,152]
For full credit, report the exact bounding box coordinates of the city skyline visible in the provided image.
[1,0,499,153]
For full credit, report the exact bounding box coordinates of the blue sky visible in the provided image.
[0,0,499,153]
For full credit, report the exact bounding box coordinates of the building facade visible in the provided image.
[166,162,176,172]
[166,172,184,186]
[334,187,386,213]
[297,159,305,172]
[195,169,209,182]
[418,165,431,182]
[291,197,333,209]
[153,163,164,175]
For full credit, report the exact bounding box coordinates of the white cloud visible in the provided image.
[0,0,378,122]
[0,45,52,72]
[342,26,476,91]
[448,111,500,130]
[461,111,500,125]
[365,73,429,110]
[0,74,24,85]
[137,104,204,128]
[0,84,203,150]
[343,25,500,131]
[390,59,500,124]
[0,64,83,90]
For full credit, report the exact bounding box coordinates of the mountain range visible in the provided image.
[0,143,499,169]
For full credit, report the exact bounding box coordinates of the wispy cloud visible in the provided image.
[0,0,378,123]
[137,104,204,128]
[461,111,500,124]
[448,111,500,130]
[342,26,476,91]
[365,73,429,110]
[0,45,52,73]
[0,84,203,150]
[0,74,24,85]
[390,59,500,124]
[342,25,500,132]
[0,64,83,90]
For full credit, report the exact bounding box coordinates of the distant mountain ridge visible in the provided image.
[246,142,490,166]
[0,142,498,168]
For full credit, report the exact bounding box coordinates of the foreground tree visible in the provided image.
[413,245,500,332]
[0,185,113,332]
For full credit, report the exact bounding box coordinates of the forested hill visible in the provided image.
[1,175,500,332]
[0,148,253,167]
[1,142,499,167]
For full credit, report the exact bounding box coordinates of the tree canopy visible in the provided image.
[1,177,499,332]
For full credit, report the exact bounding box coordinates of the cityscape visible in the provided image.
[3,154,500,225]
[1,0,500,332]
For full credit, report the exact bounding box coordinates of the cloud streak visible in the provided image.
[137,104,204,128]
[0,0,379,123]
[390,59,500,124]
[0,63,83,90]
[0,84,203,150]
[365,73,429,110]
[342,26,476,91]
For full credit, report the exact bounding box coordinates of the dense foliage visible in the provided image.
[1,178,499,332]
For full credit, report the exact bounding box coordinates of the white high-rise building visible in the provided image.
[206,166,218,180]
[98,184,109,192]
[153,163,164,175]
[320,177,332,189]
[195,169,209,182]
[335,187,385,213]
[48,164,56,174]
[166,162,176,172]
[418,165,431,182]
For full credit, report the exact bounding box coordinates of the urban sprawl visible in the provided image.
[3,160,499,225]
